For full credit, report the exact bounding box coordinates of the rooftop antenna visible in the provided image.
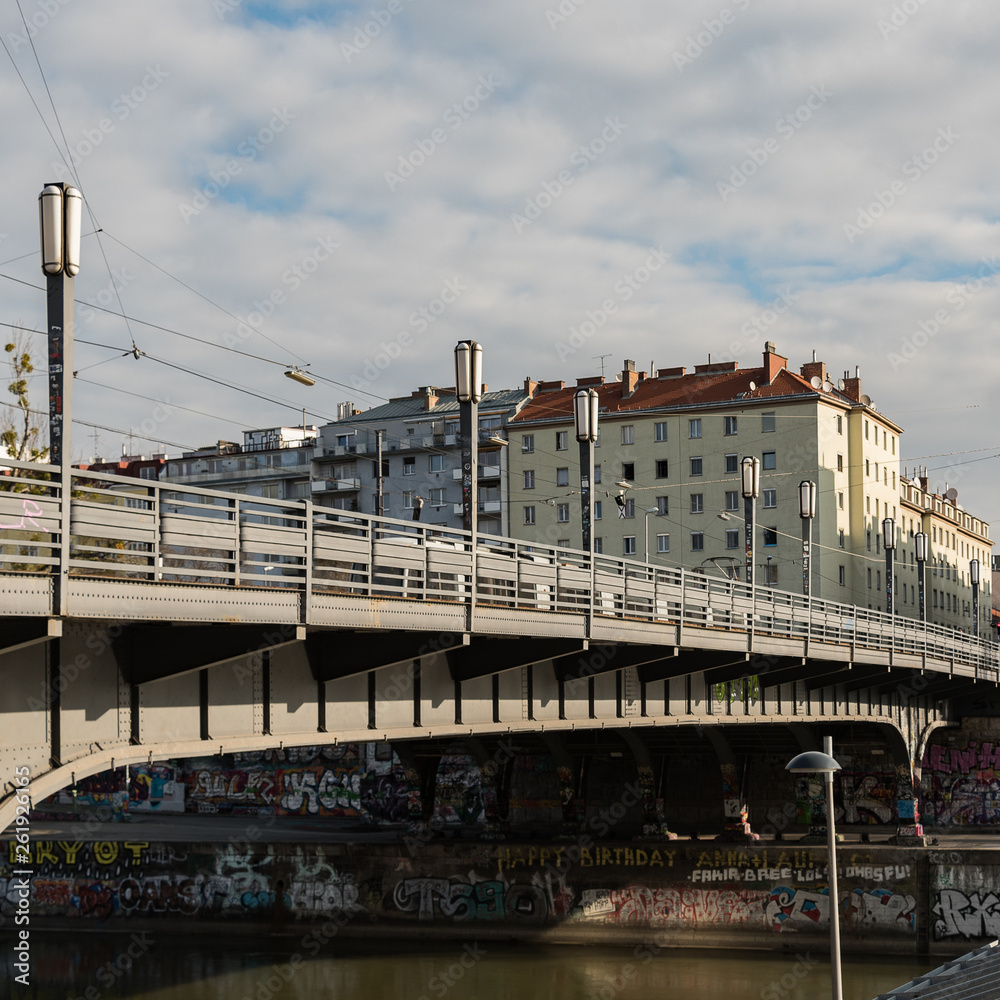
[594,354,611,378]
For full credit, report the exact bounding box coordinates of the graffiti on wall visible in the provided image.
[391,874,572,922]
[840,774,895,825]
[844,888,916,933]
[933,889,1000,940]
[576,885,768,928]
[922,740,1000,826]
[431,755,484,827]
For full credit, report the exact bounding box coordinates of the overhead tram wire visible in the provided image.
[24,406,196,452]
[0,271,390,404]
[99,230,311,367]
[12,0,141,358]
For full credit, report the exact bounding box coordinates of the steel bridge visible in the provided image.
[1,459,997,834]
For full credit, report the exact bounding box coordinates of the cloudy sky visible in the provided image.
[1,1,998,527]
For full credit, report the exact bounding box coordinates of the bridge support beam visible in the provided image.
[0,617,62,656]
[706,729,758,842]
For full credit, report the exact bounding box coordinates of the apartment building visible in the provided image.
[311,384,533,533]
[506,343,992,626]
[161,425,317,501]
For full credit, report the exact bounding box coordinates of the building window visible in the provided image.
[594,537,603,554]
[622,463,634,480]
[725,490,738,511]
[656,496,669,515]
[429,454,445,473]
[837,454,843,472]
[657,533,670,553]
[838,491,844,509]
[724,415,738,435]
[763,564,778,586]
[654,421,668,442]
[837,415,843,434]
[690,457,703,476]
[762,412,775,433]
[867,567,872,589]
[521,434,534,454]
[429,488,446,507]
[726,529,739,549]
[403,456,415,475]
[594,464,601,484]
[839,565,846,586]
[403,491,415,509]
[876,570,881,591]
[557,539,570,548]
[762,451,776,470]
[865,420,869,440]
[762,488,776,508]
[594,501,602,520]
[691,532,704,552]
[524,470,535,489]
[623,499,635,518]
[865,459,870,477]
[689,418,702,439]
[725,454,738,474]
[556,467,569,487]
[557,503,570,522]
[690,493,703,514]
[838,529,844,548]
[656,460,669,478]
[763,527,777,546]
[621,424,634,445]
[866,530,871,551]
[623,536,636,556]
[523,506,535,525]
[556,431,568,451]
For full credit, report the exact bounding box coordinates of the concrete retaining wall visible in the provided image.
[3,837,998,957]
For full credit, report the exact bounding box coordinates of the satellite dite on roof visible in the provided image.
[861,393,872,406]
[810,375,822,389]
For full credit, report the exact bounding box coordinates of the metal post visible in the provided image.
[741,457,759,648]
[375,429,384,518]
[801,519,810,597]
[40,183,81,619]
[579,438,593,553]
[459,400,478,538]
[454,341,482,629]
[882,517,895,617]
[823,735,844,1000]
[971,559,980,637]
[915,532,926,622]
[798,480,815,599]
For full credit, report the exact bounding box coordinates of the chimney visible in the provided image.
[523,377,539,397]
[800,360,827,384]
[620,359,639,396]
[842,376,861,402]
[762,342,787,383]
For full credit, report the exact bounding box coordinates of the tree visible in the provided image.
[2,330,48,463]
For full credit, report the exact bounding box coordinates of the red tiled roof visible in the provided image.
[511,365,842,425]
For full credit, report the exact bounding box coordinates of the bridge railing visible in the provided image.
[0,458,996,670]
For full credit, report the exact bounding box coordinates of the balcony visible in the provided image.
[312,477,361,493]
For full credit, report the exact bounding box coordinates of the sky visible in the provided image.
[1,0,999,531]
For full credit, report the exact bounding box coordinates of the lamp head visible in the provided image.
[786,751,841,774]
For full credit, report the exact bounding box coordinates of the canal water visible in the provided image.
[10,933,935,999]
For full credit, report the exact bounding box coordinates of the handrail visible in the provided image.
[0,455,996,668]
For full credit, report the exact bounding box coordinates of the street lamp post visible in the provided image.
[39,182,82,620]
[915,531,927,622]
[574,388,599,557]
[741,456,760,644]
[882,517,895,616]
[454,341,482,626]
[798,480,816,598]
[643,507,660,562]
[787,738,843,1000]
[971,558,980,637]
[454,341,482,536]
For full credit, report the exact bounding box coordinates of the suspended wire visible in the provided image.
[24,405,196,451]
[99,230,310,365]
